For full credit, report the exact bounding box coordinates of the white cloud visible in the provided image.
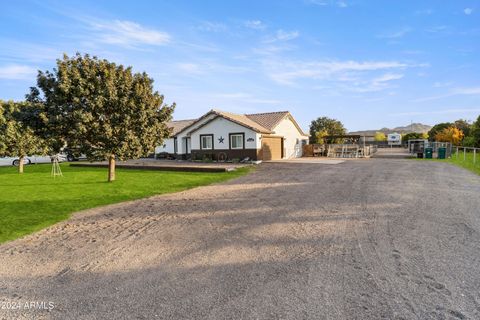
[433,81,453,88]
[373,73,404,82]
[90,20,170,47]
[377,27,413,39]
[464,8,473,15]
[214,92,250,99]
[307,0,348,7]
[425,25,449,33]
[176,61,252,76]
[413,86,480,102]
[276,29,300,41]
[253,43,296,55]
[244,20,266,30]
[212,92,281,105]
[265,59,411,85]
[452,87,480,95]
[177,63,203,75]
[415,9,433,15]
[306,0,328,6]
[390,108,480,117]
[197,21,227,32]
[0,65,37,80]
[263,29,300,43]
[247,98,282,104]
[0,40,61,63]
[348,73,404,93]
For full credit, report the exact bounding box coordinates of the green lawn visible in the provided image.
[415,151,480,176]
[448,151,480,175]
[0,163,250,244]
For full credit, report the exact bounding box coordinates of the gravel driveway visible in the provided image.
[1,159,480,319]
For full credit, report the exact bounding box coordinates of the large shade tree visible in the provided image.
[0,100,46,173]
[27,53,175,182]
[309,116,346,144]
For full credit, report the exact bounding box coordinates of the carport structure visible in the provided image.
[304,135,376,158]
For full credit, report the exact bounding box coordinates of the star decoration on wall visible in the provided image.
[218,136,225,143]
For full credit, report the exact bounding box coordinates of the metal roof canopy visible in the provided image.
[323,135,362,143]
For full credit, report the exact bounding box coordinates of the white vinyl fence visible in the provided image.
[453,146,480,164]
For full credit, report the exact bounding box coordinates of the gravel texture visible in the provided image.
[1,159,480,319]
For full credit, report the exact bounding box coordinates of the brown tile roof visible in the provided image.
[211,110,272,134]
[172,109,308,136]
[247,111,308,136]
[167,119,197,136]
[245,111,290,131]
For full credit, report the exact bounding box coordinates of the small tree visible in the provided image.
[0,104,5,155]
[28,53,175,181]
[374,132,387,142]
[309,117,346,144]
[402,132,424,142]
[467,115,480,147]
[435,127,464,145]
[315,129,328,145]
[428,122,453,141]
[0,100,46,173]
[454,119,471,138]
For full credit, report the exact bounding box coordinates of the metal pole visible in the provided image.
[474,148,477,165]
[464,147,466,161]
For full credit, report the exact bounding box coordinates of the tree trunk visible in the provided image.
[18,156,24,174]
[108,154,116,182]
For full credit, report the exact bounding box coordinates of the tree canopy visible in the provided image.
[469,115,480,147]
[402,132,427,142]
[427,122,453,141]
[435,126,464,145]
[0,100,46,173]
[374,132,386,142]
[454,119,471,137]
[27,53,175,181]
[0,103,5,155]
[309,116,346,144]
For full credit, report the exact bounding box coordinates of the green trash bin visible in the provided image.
[425,147,433,159]
[438,147,446,159]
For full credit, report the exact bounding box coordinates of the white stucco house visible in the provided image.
[155,109,309,161]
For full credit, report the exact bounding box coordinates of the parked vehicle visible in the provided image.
[0,154,66,167]
[62,148,87,162]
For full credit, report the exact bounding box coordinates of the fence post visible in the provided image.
[456,147,459,159]
[474,148,477,165]
[464,147,466,161]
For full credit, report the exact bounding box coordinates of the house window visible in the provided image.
[200,135,213,150]
[230,133,244,149]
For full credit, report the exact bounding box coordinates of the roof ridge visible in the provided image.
[170,118,197,122]
[210,109,271,133]
[245,111,289,116]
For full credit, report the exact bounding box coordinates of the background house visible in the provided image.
[156,109,309,161]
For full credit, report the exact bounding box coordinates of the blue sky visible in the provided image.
[0,0,479,131]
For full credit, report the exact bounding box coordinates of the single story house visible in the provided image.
[155,109,309,161]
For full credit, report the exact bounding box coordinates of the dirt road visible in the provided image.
[1,159,480,319]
